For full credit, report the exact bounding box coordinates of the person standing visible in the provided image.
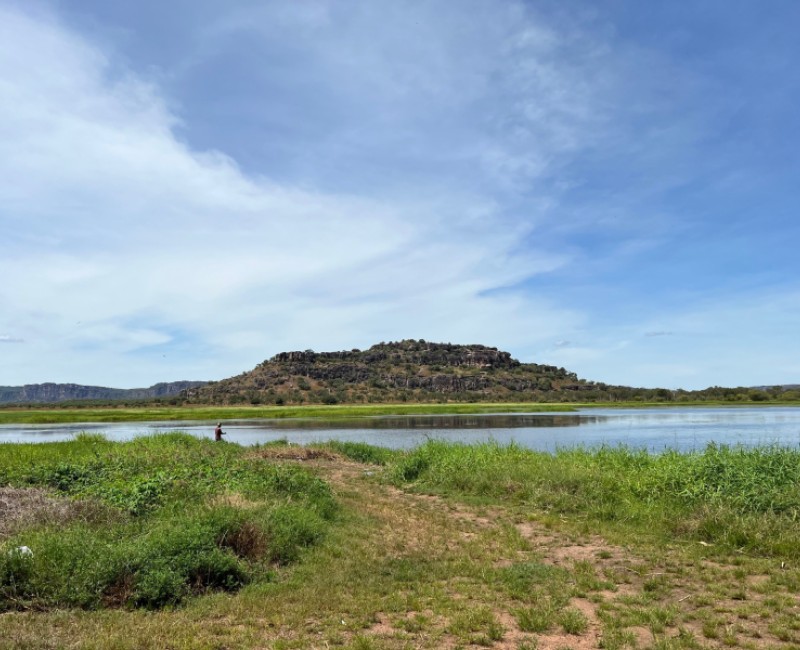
[214,422,225,441]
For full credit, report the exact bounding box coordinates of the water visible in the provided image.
[1,407,799,452]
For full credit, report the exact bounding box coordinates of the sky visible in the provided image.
[1,0,799,391]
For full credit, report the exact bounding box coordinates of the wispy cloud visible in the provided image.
[0,334,25,344]
[0,2,594,385]
[2,1,798,390]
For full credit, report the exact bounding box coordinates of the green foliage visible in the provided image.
[0,510,252,610]
[496,561,572,602]
[499,561,573,633]
[0,434,336,610]
[448,605,505,645]
[323,441,396,465]
[559,607,589,634]
[264,504,328,564]
[389,441,800,557]
[637,444,800,514]
[515,604,556,633]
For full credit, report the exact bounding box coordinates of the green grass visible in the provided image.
[322,440,398,465]
[0,433,336,610]
[447,606,505,645]
[3,437,800,648]
[559,607,590,635]
[389,440,800,558]
[0,402,575,424]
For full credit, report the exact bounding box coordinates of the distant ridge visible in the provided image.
[751,384,800,391]
[183,339,617,405]
[0,381,207,405]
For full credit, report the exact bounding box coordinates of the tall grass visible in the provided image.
[322,440,397,465]
[0,433,336,610]
[389,440,800,557]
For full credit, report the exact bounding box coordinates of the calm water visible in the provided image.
[1,407,800,452]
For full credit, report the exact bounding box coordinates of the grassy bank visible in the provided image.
[2,438,800,648]
[0,402,574,424]
[3,400,799,425]
[0,434,335,610]
[389,440,800,557]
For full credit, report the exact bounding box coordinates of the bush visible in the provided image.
[264,504,327,564]
[0,434,337,610]
[0,509,253,610]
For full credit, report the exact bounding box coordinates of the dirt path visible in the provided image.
[2,456,795,650]
[308,458,798,650]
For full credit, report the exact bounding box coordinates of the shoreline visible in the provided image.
[2,400,800,425]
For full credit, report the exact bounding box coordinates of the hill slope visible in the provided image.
[183,340,615,405]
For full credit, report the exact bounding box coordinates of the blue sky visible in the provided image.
[1,0,799,390]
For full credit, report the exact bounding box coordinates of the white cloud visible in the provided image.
[202,0,616,195]
[5,2,790,392]
[0,3,590,386]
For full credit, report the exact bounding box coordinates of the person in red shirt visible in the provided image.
[214,422,225,441]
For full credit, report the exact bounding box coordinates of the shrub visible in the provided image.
[0,434,337,610]
[264,504,327,564]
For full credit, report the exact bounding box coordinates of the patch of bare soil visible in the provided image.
[0,487,108,539]
[367,612,394,635]
[249,447,340,461]
[210,492,263,509]
[298,460,799,649]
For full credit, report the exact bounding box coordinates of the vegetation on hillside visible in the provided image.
[183,339,587,405]
[180,339,800,406]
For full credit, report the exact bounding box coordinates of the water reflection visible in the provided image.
[254,414,597,430]
[1,407,799,452]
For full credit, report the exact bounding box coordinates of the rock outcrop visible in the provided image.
[183,340,592,405]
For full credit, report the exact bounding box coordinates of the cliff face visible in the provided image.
[0,381,207,404]
[268,343,516,368]
[183,340,593,405]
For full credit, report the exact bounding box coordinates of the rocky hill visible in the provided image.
[182,340,615,405]
[0,381,207,405]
